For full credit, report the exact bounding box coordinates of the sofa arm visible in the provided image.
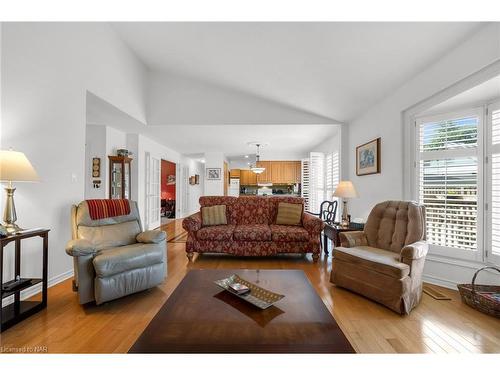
[339,231,367,248]
[182,212,202,233]
[302,212,325,235]
[65,239,97,257]
[137,230,166,244]
[400,241,428,263]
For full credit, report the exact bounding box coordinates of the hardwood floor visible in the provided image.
[1,219,499,353]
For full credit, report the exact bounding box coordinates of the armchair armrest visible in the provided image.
[137,230,166,244]
[338,231,367,248]
[302,212,325,235]
[65,239,97,257]
[182,212,202,233]
[400,241,428,263]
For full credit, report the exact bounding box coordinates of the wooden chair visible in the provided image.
[308,200,338,252]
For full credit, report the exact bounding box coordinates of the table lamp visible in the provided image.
[333,180,358,228]
[0,150,40,234]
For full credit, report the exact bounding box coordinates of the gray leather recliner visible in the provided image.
[66,200,167,305]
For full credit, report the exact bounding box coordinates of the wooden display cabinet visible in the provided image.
[108,156,132,199]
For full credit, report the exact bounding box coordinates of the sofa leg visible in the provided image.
[312,253,319,262]
[186,252,194,262]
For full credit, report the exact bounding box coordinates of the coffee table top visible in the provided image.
[129,269,354,353]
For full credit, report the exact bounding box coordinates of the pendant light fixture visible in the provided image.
[250,143,266,174]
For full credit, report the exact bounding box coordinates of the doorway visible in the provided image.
[161,159,176,224]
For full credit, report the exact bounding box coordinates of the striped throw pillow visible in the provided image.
[276,202,303,226]
[201,205,227,227]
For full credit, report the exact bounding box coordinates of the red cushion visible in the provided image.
[270,225,309,242]
[197,225,235,241]
[233,224,272,241]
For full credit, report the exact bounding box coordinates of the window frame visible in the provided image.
[414,107,484,262]
[485,100,500,265]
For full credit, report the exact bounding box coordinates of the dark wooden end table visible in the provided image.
[129,269,354,353]
[323,223,364,255]
[0,228,49,332]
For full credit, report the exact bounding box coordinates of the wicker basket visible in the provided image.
[457,266,500,318]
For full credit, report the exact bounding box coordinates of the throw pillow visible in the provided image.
[201,205,227,226]
[276,202,303,226]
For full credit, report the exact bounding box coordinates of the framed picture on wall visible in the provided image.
[206,168,221,180]
[195,174,200,184]
[356,137,381,176]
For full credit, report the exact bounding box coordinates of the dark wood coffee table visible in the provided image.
[129,269,354,353]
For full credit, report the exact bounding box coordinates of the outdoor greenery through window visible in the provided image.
[417,115,479,251]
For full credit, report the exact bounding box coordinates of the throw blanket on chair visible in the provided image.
[86,199,131,220]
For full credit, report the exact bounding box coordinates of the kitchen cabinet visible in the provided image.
[256,161,272,184]
[239,161,301,186]
[230,169,241,178]
[240,169,257,185]
[292,160,302,184]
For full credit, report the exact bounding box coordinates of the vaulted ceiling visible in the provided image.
[112,22,483,123]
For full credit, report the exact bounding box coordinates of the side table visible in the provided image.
[323,223,364,255]
[1,228,50,332]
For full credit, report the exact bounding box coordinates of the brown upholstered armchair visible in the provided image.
[330,200,427,314]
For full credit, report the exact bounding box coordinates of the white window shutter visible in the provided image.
[416,111,481,256]
[301,159,310,211]
[309,152,325,214]
[487,101,500,265]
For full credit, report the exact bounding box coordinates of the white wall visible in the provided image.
[127,133,183,228]
[1,23,147,286]
[147,71,337,125]
[183,157,205,215]
[346,23,500,288]
[84,124,128,200]
[84,125,106,199]
[311,128,340,155]
[347,23,500,220]
[203,152,225,195]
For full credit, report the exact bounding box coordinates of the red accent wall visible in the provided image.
[161,160,176,200]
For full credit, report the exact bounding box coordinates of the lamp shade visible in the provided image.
[333,180,358,198]
[0,150,40,182]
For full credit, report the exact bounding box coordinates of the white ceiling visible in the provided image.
[86,92,338,157]
[112,22,483,122]
[421,74,500,116]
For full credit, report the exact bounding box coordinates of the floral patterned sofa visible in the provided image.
[182,196,325,261]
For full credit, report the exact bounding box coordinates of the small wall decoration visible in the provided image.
[92,157,101,178]
[206,168,222,180]
[167,174,176,185]
[195,174,200,185]
[189,176,196,185]
[356,137,381,176]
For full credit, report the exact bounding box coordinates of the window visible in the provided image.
[302,151,340,215]
[326,152,340,221]
[416,109,483,260]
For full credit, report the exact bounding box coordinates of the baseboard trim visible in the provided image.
[1,269,74,308]
[422,274,459,291]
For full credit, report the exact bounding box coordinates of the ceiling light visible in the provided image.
[244,155,249,158]
[200,159,205,164]
[250,144,266,174]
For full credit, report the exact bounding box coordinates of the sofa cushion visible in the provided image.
[233,224,272,241]
[201,205,227,227]
[269,196,305,224]
[93,243,165,277]
[276,202,303,226]
[197,225,235,241]
[270,225,309,242]
[230,196,271,225]
[332,246,410,279]
[77,220,141,251]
